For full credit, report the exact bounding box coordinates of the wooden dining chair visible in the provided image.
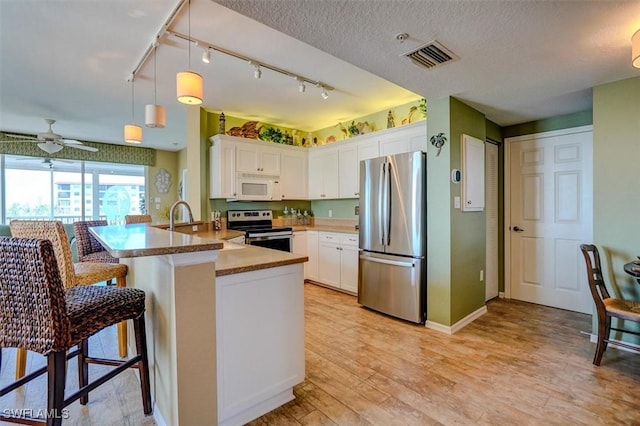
[10,220,129,380]
[580,244,640,365]
[124,214,152,224]
[0,237,151,425]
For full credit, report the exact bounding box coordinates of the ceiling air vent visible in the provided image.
[403,40,458,69]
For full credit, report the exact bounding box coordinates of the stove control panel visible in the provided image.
[227,210,273,222]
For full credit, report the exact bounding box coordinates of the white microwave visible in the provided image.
[236,173,281,201]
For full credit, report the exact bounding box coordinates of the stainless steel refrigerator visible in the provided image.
[358,151,426,323]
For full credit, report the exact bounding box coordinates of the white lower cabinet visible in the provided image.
[315,232,359,294]
[306,231,319,281]
[292,231,308,277]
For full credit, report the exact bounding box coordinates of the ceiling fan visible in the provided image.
[1,119,99,154]
[16,156,74,169]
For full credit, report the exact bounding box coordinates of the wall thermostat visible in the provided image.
[451,169,461,183]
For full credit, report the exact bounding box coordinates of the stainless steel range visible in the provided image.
[227,210,293,252]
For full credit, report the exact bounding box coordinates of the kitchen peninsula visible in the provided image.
[90,223,307,426]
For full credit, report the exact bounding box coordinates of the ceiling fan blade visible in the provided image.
[62,139,82,144]
[68,144,98,152]
[1,134,37,141]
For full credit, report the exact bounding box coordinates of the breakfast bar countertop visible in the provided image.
[90,223,223,258]
[189,228,308,276]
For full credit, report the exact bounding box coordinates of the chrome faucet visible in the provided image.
[169,200,195,231]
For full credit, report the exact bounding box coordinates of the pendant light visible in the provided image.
[124,78,143,144]
[633,29,640,69]
[176,0,203,104]
[145,44,166,128]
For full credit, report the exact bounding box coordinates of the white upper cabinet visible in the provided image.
[236,143,281,175]
[378,122,428,156]
[281,150,308,200]
[210,137,237,199]
[308,147,339,199]
[339,144,358,198]
[461,134,485,211]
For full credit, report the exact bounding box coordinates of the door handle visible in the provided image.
[512,226,524,232]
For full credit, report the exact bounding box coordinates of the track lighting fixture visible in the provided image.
[249,61,262,79]
[145,44,166,128]
[320,87,329,100]
[202,48,212,64]
[296,77,306,93]
[176,0,203,105]
[124,77,143,144]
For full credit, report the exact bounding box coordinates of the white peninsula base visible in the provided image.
[124,254,305,426]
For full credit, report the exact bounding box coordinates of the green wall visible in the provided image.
[503,110,592,138]
[449,98,487,323]
[209,200,311,220]
[593,76,640,342]
[426,97,453,325]
[310,199,358,219]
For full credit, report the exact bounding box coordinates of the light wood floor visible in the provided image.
[2,283,639,425]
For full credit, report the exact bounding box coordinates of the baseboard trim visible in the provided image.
[425,305,488,334]
[499,291,505,298]
[152,402,167,426]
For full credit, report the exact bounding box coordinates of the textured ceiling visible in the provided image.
[1,0,639,152]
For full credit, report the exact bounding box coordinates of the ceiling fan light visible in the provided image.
[176,71,203,105]
[145,104,166,128]
[124,124,143,144]
[633,29,640,68]
[37,141,63,154]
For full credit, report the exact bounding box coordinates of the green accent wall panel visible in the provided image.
[503,110,592,138]
[449,98,487,324]
[426,97,452,326]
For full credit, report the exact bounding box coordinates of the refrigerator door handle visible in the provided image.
[359,254,415,268]
[378,161,386,245]
[384,162,391,246]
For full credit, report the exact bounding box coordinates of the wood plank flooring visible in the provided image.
[2,283,639,425]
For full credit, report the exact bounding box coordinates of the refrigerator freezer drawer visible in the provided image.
[358,252,426,323]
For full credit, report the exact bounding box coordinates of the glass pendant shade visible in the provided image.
[633,29,640,69]
[145,104,166,128]
[176,71,203,105]
[124,124,143,144]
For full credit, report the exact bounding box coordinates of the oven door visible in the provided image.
[246,233,292,252]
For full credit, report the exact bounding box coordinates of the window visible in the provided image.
[2,155,146,224]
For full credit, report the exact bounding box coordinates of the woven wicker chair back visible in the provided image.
[10,220,77,288]
[74,219,109,260]
[0,237,71,353]
[124,214,152,224]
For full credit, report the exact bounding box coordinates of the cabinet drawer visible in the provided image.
[319,232,341,243]
[340,234,359,246]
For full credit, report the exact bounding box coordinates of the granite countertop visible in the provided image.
[90,223,223,258]
[291,225,359,234]
[188,228,307,276]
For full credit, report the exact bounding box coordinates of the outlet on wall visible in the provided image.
[328,209,333,218]
[480,270,484,281]
[355,206,359,215]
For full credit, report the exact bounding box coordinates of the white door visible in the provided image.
[485,142,499,301]
[507,127,593,313]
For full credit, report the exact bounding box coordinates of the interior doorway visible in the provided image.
[505,126,593,314]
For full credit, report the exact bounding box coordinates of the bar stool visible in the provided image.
[73,219,118,263]
[0,237,151,425]
[124,214,152,224]
[10,220,129,380]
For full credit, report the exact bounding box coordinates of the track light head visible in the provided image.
[202,49,211,64]
[249,61,261,79]
[320,88,329,100]
[296,77,305,93]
